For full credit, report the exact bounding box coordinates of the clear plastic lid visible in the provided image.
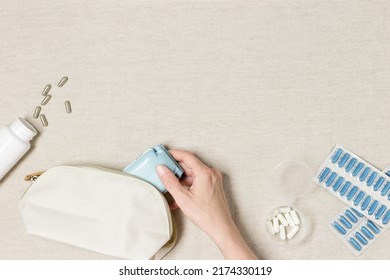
[10,117,37,142]
[271,159,313,199]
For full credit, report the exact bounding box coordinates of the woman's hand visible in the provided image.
[156,149,257,260]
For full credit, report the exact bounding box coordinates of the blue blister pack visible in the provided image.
[314,145,390,228]
[123,145,184,193]
[329,206,384,255]
[330,167,390,255]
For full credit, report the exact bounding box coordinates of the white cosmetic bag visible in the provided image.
[19,165,176,259]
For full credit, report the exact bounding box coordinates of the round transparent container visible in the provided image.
[266,160,315,245]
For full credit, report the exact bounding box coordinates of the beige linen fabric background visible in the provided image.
[1,0,390,259]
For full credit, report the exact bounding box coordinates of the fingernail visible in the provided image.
[156,164,168,175]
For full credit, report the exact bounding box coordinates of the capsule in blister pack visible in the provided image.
[329,206,383,256]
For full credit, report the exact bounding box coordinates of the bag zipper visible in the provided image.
[24,171,45,182]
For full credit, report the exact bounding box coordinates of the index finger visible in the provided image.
[168,149,209,174]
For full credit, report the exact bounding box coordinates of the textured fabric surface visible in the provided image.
[1,0,390,259]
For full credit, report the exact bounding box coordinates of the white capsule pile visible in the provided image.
[266,206,301,241]
[32,76,72,127]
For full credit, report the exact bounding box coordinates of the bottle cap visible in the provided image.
[10,118,37,142]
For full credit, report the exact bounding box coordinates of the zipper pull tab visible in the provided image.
[24,171,45,182]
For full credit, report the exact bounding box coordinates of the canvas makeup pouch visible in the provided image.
[19,165,176,259]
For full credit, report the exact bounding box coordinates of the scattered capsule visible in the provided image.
[41,94,52,106]
[266,220,275,235]
[284,213,295,227]
[277,213,289,227]
[279,225,286,241]
[57,76,68,87]
[33,106,41,119]
[267,209,279,221]
[41,84,51,96]
[279,207,291,213]
[272,217,280,233]
[290,210,300,225]
[40,114,48,127]
[65,100,72,113]
[287,226,300,239]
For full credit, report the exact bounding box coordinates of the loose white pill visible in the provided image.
[279,225,286,240]
[272,217,280,233]
[266,206,303,242]
[284,213,295,227]
[277,213,289,227]
[290,210,301,225]
[266,220,275,235]
[287,226,300,239]
[267,209,279,220]
[279,207,291,213]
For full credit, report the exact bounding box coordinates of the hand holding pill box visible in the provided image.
[123,145,184,193]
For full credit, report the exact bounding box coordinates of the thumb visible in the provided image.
[156,165,187,201]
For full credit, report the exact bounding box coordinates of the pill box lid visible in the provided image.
[10,118,37,142]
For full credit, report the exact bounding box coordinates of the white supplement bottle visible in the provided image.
[0,118,37,181]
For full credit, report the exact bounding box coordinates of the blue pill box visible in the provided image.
[123,145,184,193]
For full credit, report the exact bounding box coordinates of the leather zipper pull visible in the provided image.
[24,171,45,182]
